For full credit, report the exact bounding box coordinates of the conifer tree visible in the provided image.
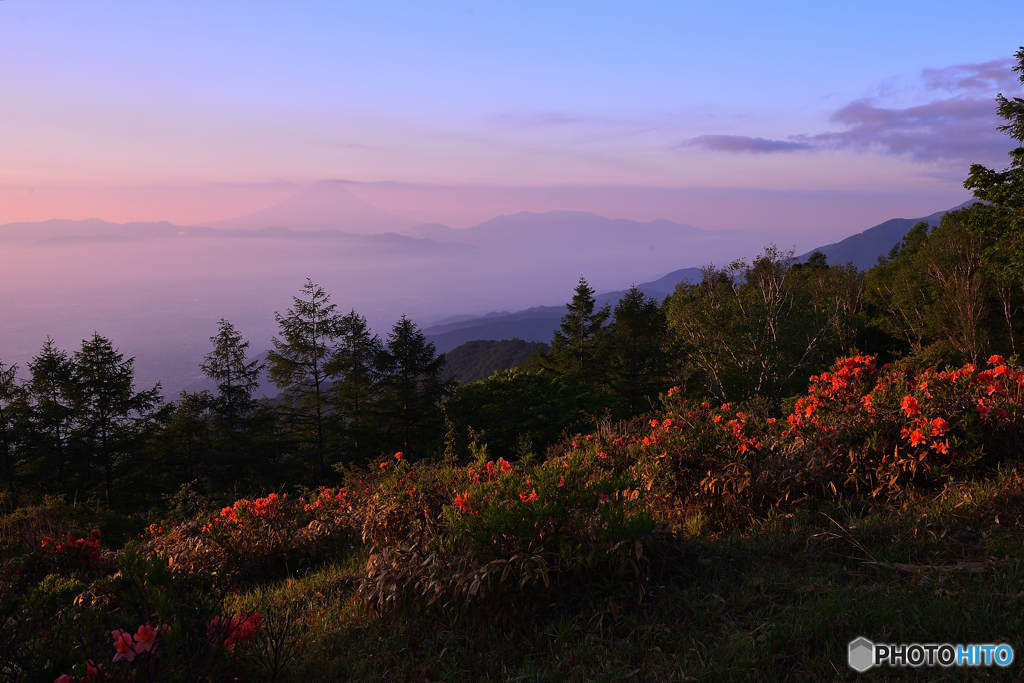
[326,310,383,464]
[200,319,264,484]
[201,319,263,427]
[376,316,448,456]
[544,276,611,386]
[606,286,672,415]
[27,339,76,492]
[0,360,27,490]
[267,280,344,486]
[71,334,162,506]
[957,46,1024,354]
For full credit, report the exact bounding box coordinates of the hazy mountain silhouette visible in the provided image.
[408,210,754,257]
[423,267,703,353]
[203,180,416,233]
[797,200,975,270]
[423,201,980,353]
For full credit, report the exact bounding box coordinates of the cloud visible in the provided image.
[800,96,1012,166]
[688,57,1023,167]
[682,135,813,154]
[920,58,1020,96]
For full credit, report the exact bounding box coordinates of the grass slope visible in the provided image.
[442,338,548,383]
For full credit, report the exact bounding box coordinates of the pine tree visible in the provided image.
[71,334,162,506]
[958,47,1024,354]
[201,319,263,427]
[376,316,448,457]
[326,310,383,464]
[200,319,264,485]
[0,360,27,490]
[606,286,672,415]
[27,339,77,492]
[267,280,344,486]
[544,276,611,386]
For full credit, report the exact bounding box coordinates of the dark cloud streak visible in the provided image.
[682,135,813,154]
[805,96,1013,166]
[687,57,1023,167]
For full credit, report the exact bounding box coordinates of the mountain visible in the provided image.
[423,201,979,353]
[423,267,702,353]
[407,210,761,261]
[797,200,975,270]
[0,219,187,243]
[202,180,416,233]
[0,217,472,255]
[441,339,548,384]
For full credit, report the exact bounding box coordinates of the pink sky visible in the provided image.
[2,2,1022,236]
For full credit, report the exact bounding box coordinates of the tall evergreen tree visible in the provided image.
[0,360,27,490]
[70,333,163,506]
[162,390,214,485]
[544,276,611,386]
[326,310,383,464]
[605,286,672,416]
[376,316,448,457]
[27,339,77,493]
[267,280,344,486]
[200,319,264,485]
[201,319,263,427]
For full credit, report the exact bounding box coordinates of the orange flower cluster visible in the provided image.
[220,493,283,523]
[454,490,473,512]
[301,486,350,514]
[208,611,261,652]
[40,530,102,571]
[54,661,104,683]
[462,457,513,485]
[110,622,167,663]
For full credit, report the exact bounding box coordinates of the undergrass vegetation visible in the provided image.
[4,355,1024,681]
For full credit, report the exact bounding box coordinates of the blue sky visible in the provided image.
[1,0,1023,231]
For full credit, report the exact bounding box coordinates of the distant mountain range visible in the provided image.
[425,201,975,352]
[0,182,977,396]
[423,267,703,353]
[796,200,975,271]
[203,181,416,234]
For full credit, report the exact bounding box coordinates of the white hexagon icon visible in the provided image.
[848,637,874,672]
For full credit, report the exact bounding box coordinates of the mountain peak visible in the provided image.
[202,180,415,233]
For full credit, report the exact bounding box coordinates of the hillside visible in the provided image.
[424,268,702,353]
[441,338,548,383]
[797,200,975,270]
[426,201,975,353]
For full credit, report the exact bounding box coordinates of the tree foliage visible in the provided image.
[267,280,344,486]
[543,276,611,386]
[664,247,863,405]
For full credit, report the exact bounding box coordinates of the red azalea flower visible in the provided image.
[112,629,136,663]
[133,622,159,654]
[519,490,538,503]
[901,395,921,416]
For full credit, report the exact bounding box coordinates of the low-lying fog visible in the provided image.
[0,216,781,397]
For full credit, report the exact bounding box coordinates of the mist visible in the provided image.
[0,211,775,396]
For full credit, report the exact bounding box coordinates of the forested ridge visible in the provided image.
[2,49,1024,682]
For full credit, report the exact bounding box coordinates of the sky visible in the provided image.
[2,0,1023,232]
